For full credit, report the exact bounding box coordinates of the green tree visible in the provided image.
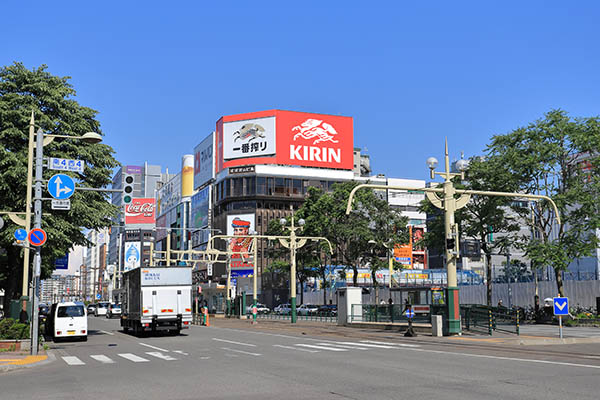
[0,63,119,311]
[486,109,600,297]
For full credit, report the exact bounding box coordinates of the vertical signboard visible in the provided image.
[191,186,210,229]
[124,242,141,272]
[156,173,181,217]
[194,133,215,189]
[54,254,69,270]
[181,154,194,198]
[226,214,255,277]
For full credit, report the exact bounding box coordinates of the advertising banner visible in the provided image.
[155,214,168,241]
[226,214,255,274]
[394,226,413,268]
[125,198,156,225]
[124,242,141,272]
[216,110,354,172]
[223,116,276,160]
[194,133,215,189]
[181,154,194,197]
[191,186,210,229]
[156,173,181,217]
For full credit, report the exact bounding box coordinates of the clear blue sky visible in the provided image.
[2,1,599,180]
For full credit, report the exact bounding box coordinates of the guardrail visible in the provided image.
[255,312,336,323]
[349,304,431,324]
[461,305,520,335]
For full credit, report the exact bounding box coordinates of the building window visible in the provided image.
[274,178,285,195]
[257,177,266,195]
[292,179,302,196]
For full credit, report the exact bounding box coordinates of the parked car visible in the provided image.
[94,302,110,317]
[274,303,291,315]
[87,304,97,314]
[245,303,270,314]
[318,304,337,316]
[106,304,122,319]
[297,304,319,316]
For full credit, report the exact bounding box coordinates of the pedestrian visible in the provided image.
[497,299,504,309]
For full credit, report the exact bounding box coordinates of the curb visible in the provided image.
[517,337,600,346]
[0,350,55,373]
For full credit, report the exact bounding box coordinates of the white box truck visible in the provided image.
[121,266,193,335]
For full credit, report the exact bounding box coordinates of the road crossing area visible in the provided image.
[56,339,420,367]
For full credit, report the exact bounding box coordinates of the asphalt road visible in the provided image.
[1,316,600,400]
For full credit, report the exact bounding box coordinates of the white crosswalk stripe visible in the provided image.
[118,353,150,363]
[145,351,177,361]
[316,342,368,350]
[322,341,396,349]
[62,356,85,365]
[295,344,347,352]
[273,344,320,353]
[360,340,420,348]
[90,355,115,364]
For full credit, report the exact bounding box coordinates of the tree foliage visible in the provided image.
[0,63,119,309]
[486,109,600,296]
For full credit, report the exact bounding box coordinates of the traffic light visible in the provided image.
[122,173,134,205]
[446,238,455,251]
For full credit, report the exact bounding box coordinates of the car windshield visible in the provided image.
[112,304,120,308]
[57,306,85,318]
[98,303,109,308]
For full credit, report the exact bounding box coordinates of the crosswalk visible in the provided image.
[58,340,419,367]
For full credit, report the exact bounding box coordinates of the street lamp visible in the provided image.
[346,139,561,335]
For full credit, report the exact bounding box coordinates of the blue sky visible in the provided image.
[2,1,599,180]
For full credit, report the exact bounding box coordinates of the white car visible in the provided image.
[274,303,291,315]
[94,302,109,317]
[297,304,319,316]
[106,304,122,319]
[45,302,87,341]
[246,303,270,314]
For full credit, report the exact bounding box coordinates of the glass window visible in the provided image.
[232,178,243,196]
[57,305,85,318]
[275,178,285,195]
[292,179,302,196]
[257,177,266,195]
[267,178,274,196]
[246,177,256,196]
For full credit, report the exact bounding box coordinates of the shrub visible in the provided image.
[0,318,30,340]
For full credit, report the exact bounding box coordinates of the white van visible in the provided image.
[46,302,88,341]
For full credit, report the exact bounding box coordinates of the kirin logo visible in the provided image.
[292,119,339,145]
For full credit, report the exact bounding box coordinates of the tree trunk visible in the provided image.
[554,268,565,297]
[486,252,493,307]
[322,270,327,305]
[372,271,379,305]
[352,264,358,286]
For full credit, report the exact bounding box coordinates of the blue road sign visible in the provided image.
[405,308,415,319]
[96,294,101,300]
[28,228,47,247]
[55,254,69,270]
[553,297,569,316]
[14,228,27,241]
[47,174,75,200]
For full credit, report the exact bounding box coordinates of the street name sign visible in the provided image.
[14,228,27,241]
[553,297,569,316]
[47,174,75,200]
[49,157,85,173]
[51,199,71,210]
[28,228,47,247]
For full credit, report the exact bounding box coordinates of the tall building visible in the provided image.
[83,229,108,301]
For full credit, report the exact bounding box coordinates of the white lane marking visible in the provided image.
[90,355,115,364]
[317,342,368,350]
[273,344,320,353]
[212,338,256,347]
[221,347,262,356]
[145,351,177,361]
[583,355,600,359]
[295,344,347,352]
[100,330,115,336]
[323,341,395,349]
[173,350,189,356]
[62,356,85,365]
[200,356,211,360]
[405,347,600,370]
[139,342,169,352]
[361,340,420,348]
[118,353,150,363]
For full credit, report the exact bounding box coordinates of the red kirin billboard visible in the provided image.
[216,110,353,172]
[125,198,156,225]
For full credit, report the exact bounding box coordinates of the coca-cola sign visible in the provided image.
[125,198,156,225]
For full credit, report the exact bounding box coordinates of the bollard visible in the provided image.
[203,307,210,327]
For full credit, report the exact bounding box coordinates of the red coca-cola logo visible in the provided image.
[126,200,155,216]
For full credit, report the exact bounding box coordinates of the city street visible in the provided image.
[1,317,600,400]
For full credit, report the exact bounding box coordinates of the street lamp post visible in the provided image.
[345,139,561,335]
[279,212,305,324]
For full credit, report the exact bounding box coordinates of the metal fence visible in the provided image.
[349,304,431,324]
[256,312,336,323]
[461,305,520,335]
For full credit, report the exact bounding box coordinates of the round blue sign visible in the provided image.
[405,309,415,319]
[47,174,75,200]
[14,228,28,241]
[28,228,47,247]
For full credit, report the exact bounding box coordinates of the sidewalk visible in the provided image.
[0,350,52,373]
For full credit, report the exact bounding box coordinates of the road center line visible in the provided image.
[139,343,169,352]
[212,338,256,347]
[221,347,262,356]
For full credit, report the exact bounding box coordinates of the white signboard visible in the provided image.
[194,133,215,189]
[124,242,141,272]
[51,199,71,210]
[49,157,85,173]
[223,116,276,160]
[156,173,181,217]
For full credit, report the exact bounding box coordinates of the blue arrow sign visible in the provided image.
[14,228,27,241]
[47,174,75,200]
[553,297,569,316]
[405,308,415,319]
